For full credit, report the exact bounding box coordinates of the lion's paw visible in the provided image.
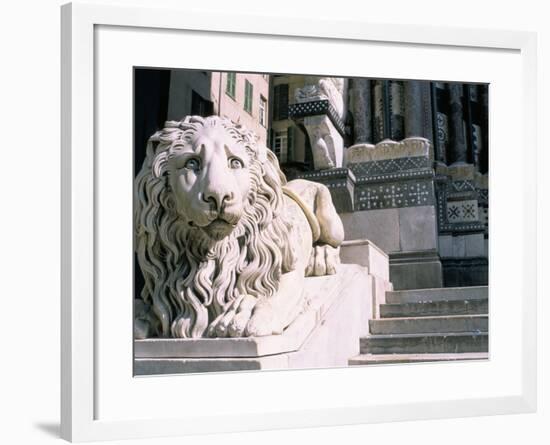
[244,302,284,337]
[305,245,340,277]
[206,294,257,338]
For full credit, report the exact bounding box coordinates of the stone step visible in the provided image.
[369,315,488,335]
[360,332,488,354]
[380,299,488,318]
[348,352,489,365]
[386,286,488,304]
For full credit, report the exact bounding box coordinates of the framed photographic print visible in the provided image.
[61,1,537,442]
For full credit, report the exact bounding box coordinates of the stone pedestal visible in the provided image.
[340,239,393,318]
[434,163,488,287]
[342,137,443,290]
[134,264,373,375]
[389,250,443,290]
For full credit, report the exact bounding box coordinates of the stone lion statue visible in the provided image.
[134,115,344,339]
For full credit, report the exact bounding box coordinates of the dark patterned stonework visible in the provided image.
[288,99,345,136]
[451,180,476,193]
[435,175,487,234]
[355,180,435,211]
[348,156,430,178]
[296,168,355,213]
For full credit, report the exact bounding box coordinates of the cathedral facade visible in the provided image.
[269,75,489,290]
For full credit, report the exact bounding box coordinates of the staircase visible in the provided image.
[349,286,488,365]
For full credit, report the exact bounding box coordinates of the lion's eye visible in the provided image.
[229,158,244,169]
[184,158,201,171]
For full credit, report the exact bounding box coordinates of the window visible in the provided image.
[273,130,288,163]
[225,72,236,98]
[273,84,289,120]
[244,80,253,114]
[259,96,267,127]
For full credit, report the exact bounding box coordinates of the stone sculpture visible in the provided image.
[293,77,346,170]
[134,115,344,340]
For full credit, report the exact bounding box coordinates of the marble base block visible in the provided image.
[340,239,389,281]
[389,250,443,290]
[135,264,373,375]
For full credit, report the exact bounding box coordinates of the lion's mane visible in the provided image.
[135,116,298,338]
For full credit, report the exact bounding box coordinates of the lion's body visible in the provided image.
[134,116,344,339]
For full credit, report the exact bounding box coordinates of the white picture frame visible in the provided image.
[61,1,537,442]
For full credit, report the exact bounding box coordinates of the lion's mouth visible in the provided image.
[202,218,236,240]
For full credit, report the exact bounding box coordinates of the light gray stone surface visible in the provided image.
[439,234,486,259]
[340,239,389,280]
[360,332,488,354]
[369,315,488,335]
[452,235,466,257]
[348,352,488,365]
[389,251,443,290]
[398,206,437,251]
[464,233,485,257]
[386,285,488,303]
[379,298,488,317]
[134,264,373,374]
[340,209,400,253]
[338,239,392,319]
[371,274,392,319]
[347,137,431,163]
[438,235,453,257]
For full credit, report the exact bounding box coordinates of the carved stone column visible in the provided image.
[373,80,388,142]
[404,80,423,137]
[466,84,482,171]
[433,82,449,164]
[448,83,468,165]
[349,78,372,144]
[389,80,405,141]
[480,84,489,174]
[419,81,434,144]
[405,80,434,159]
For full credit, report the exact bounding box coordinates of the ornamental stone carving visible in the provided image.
[293,77,346,170]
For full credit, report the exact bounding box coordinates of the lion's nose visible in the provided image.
[202,190,233,210]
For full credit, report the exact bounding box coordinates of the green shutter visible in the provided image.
[244,80,253,114]
[226,73,236,98]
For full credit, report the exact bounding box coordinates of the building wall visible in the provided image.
[270,75,309,164]
[271,75,489,288]
[167,70,212,121]
[167,70,269,146]
[212,72,270,145]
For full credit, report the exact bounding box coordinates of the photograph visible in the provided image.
[1,0,544,442]
[133,68,490,376]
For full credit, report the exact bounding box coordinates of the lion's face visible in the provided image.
[167,124,251,241]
